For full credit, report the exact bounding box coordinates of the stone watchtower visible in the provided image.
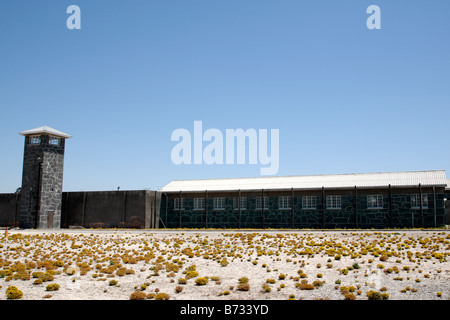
[18,126,71,229]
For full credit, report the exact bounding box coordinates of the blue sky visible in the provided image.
[1,0,449,192]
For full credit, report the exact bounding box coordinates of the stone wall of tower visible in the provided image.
[19,135,66,229]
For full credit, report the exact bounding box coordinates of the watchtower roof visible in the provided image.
[19,126,72,139]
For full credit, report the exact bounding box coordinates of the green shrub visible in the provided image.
[109,280,118,286]
[313,280,325,287]
[262,284,271,292]
[6,286,23,299]
[238,277,249,284]
[186,271,199,278]
[344,293,356,300]
[195,277,209,286]
[367,290,382,300]
[155,293,170,300]
[46,283,60,291]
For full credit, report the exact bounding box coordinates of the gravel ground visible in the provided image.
[0,229,448,300]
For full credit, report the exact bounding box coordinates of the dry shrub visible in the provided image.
[90,222,107,229]
[126,216,144,229]
[130,291,146,300]
[237,283,250,291]
[155,293,170,300]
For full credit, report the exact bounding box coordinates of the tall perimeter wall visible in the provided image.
[0,190,161,229]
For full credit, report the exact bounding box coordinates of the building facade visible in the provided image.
[160,171,448,229]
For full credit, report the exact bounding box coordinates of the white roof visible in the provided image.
[161,170,447,192]
[19,126,72,139]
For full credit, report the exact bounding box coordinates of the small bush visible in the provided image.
[46,283,60,291]
[237,283,250,291]
[186,271,199,278]
[109,280,118,286]
[238,277,249,284]
[313,280,325,287]
[175,286,183,293]
[367,290,382,300]
[195,277,209,286]
[262,284,271,292]
[130,291,146,300]
[155,293,170,300]
[6,286,23,299]
[295,283,315,290]
[344,293,356,300]
[53,261,64,268]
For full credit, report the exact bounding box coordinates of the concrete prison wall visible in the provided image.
[0,190,161,229]
[0,193,20,227]
[62,190,161,228]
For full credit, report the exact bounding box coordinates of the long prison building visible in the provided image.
[159,170,449,229]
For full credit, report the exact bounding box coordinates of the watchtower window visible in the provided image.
[29,135,41,145]
[48,136,60,146]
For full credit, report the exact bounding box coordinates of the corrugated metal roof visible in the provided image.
[19,126,72,139]
[161,170,447,192]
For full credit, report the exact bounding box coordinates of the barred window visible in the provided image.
[367,195,383,209]
[174,198,185,210]
[233,197,247,210]
[256,197,269,210]
[193,198,205,210]
[411,194,428,208]
[29,135,41,145]
[278,196,292,210]
[213,197,226,210]
[48,136,60,146]
[302,196,317,209]
[326,195,341,209]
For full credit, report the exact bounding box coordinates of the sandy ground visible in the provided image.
[0,228,448,300]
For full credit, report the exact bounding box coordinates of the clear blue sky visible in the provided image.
[1,0,449,192]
